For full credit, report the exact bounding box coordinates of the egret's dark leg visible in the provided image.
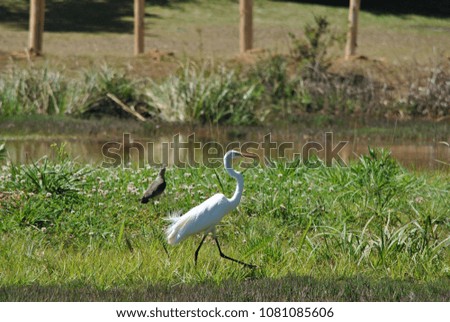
[214,237,256,269]
[194,234,208,266]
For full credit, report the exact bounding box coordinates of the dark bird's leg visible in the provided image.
[194,234,208,266]
[214,237,256,269]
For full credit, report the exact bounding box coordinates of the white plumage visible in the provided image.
[166,194,229,245]
[165,150,256,268]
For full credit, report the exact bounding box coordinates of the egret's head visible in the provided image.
[225,150,243,160]
[224,150,257,169]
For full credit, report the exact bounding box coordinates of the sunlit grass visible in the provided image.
[2,46,448,120]
[0,146,448,297]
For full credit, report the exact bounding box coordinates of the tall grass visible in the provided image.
[146,62,260,125]
[0,65,68,116]
[0,65,147,118]
[0,147,448,290]
[66,66,146,116]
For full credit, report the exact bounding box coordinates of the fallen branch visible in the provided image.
[106,93,146,122]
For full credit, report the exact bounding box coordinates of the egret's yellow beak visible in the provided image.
[240,151,258,159]
[238,151,259,173]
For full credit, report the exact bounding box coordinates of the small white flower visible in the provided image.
[127,182,138,194]
[415,196,424,203]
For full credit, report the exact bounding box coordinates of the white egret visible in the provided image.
[165,150,256,268]
[141,167,166,204]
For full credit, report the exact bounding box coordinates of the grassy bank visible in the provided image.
[1,56,448,124]
[1,1,449,124]
[0,146,448,300]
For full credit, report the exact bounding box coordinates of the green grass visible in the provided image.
[0,0,448,301]
[0,64,148,117]
[0,145,448,300]
[1,0,449,63]
[146,61,260,124]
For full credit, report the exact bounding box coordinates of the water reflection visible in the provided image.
[3,130,449,170]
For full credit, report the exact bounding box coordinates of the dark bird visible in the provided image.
[141,167,166,204]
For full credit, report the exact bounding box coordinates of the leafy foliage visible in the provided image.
[289,15,342,74]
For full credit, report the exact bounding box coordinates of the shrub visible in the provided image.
[66,66,148,118]
[404,64,450,117]
[289,15,343,76]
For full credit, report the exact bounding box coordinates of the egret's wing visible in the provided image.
[165,194,229,245]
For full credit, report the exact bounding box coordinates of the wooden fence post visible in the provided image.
[239,0,253,53]
[345,0,360,59]
[134,0,145,55]
[29,0,45,55]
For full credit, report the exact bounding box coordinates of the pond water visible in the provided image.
[3,125,449,171]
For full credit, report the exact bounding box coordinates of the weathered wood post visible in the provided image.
[134,0,145,55]
[239,0,253,53]
[29,0,45,55]
[345,0,360,59]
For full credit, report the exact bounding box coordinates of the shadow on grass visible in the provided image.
[272,0,450,18]
[0,0,195,33]
[1,275,449,301]
[1,0,448,33]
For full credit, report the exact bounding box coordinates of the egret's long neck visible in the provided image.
[225,159,244,208]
